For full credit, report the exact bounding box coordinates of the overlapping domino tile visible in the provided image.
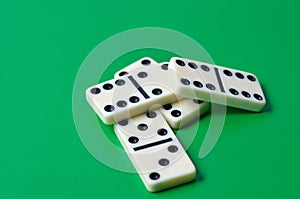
[114,57,158,78]
[169,57,266,112]
[159,98,210,129]
[86,58,178,124]
[114,59,210,129]
[114,110,196,192]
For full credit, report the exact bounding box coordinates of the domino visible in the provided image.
[168,57,266,112]
[114,60,211,129]
[114,57,158,78]
[159,98,210,129]
[86,58,178,124]
[114,110,196,192]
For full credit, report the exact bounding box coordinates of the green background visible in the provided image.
[1,0,300,198]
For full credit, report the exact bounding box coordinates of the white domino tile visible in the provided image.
[114,60,211,129]
[159,98,210,129]
[86,58,178,124]
[114,57,158,78]
[114,111,196,192]
[169,57,266,112]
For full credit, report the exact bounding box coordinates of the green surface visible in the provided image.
[1,0,300,198]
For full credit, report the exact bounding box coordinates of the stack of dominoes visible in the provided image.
[86,57,266,192]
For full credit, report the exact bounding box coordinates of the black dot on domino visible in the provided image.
[146,111,157,118]
[181,78,190,85]
[118,119,128,126]
[201,65,210,72]
[235,72,244,79]
[188,62,198,69]
[223,69,233,76]
[152,88,162,95]
[119,71,128,77]
[137,123,148,131]
[103,83,113,90]
[229,88,239,95]
[115,79,125,86]
[171,110,181,117]
[161,63,168,70]
[254,93,263,101]
[141,59,151,65]
[193,99,203,104]
[149,172,160,180]
[129,96,140,103]
[163,103,172,110]
[242,91,251,98]
[176,59,185,66]
[157,128,168,136]
[128,136,139,144]
[168,145,178,153]
[206,83,216,90]
[158,158,169,166]
[193,81,203,88]
[104,105,114,112]
[247,75,256,82]
[116,100,127,107]
[137,72,148,78]
[90,87,101,94]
